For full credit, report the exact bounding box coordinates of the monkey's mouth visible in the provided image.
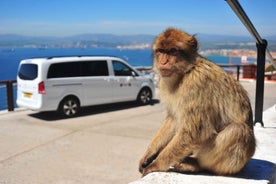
[159,68,174,77]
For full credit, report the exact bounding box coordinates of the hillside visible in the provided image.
[1,33,276,51]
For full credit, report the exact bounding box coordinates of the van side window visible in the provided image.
[82,61,108,76]
[112,60,136,76]
[48,62,81,78]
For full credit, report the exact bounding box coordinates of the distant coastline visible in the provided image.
[1,33,276,51]
[3,47,274,61]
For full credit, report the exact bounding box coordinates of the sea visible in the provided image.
[0,47,253,110]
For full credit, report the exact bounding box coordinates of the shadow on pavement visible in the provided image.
[170,158,275,182]
[235,158,275,181]
[28,99,160,121]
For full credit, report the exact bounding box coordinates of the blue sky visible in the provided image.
[0,0,275,37]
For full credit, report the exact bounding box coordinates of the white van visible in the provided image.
[17,56,155,117]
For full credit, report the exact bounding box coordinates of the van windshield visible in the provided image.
[18,64,38,80]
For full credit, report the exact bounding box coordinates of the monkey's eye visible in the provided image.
[167,48,178,55]
[155,49,166,54]
[155,48,179,56]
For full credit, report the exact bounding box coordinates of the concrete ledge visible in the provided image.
[129,167,275,184]
[129,105,276,184]
[130,159,275,184]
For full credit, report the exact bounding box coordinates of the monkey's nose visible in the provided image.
[160,60,168,65]
[159,55,169,65]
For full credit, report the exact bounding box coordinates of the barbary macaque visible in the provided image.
[139,28,256,176]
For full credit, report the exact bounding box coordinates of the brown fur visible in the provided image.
[139,28,256,176]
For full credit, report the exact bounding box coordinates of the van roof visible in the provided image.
[45,55,119,60]
[20,55,124,63]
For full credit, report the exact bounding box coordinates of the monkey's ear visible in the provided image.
[189,35,198,53]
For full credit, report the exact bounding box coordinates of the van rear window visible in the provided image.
[18,64,38,80]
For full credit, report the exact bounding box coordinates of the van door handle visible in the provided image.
[104,78,111,82]
[108,78,119,82]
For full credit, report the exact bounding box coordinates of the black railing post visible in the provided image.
[6,80,14,111]
[254,40,267,127]
[237,65,240,81]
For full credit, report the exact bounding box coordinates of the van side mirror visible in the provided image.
[131,71,136,77]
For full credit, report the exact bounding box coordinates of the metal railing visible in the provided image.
[136,64,259,82]
[226,0,275,127]
[0,80,17,111]
[219,64,242,81]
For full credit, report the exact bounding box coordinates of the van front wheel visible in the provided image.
[137,88,152,105]
[59,97,80,117]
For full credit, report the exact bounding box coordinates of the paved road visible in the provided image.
[0,81,275,184]
[0,99,165,184]
[241,79,276,112]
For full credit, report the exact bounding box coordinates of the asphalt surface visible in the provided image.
[0,80,275,184]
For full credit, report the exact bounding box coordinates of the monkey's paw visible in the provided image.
[142,162,166,177]
[139,158,152,173]
[139,153,158,173]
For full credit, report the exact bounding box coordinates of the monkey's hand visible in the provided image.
[139,152,158,174]
[142,160,169,177]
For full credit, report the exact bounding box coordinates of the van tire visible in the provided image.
[137,88,152,105]
[58,96,80,117]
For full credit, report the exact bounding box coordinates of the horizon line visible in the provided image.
[1,32,276,38]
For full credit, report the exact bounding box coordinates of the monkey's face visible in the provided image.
[153,28,198,78]
[154,48,182,77]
